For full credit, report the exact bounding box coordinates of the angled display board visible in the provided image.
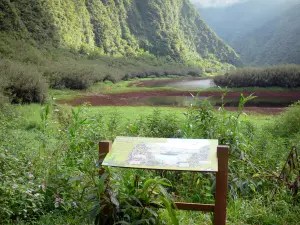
[102,136,218,172]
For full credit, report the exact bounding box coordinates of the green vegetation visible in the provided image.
[1,0,300,224]
[1,97,300,224]
[213,65,300,88]
[0,0,242,104]
[0,0,240,63]
[199,0,300,66]
[0,33,234,104]
[235,3,300,66]
[0,60,48,104]
[268,102,300,137]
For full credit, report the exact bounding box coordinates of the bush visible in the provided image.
[0,75,8,105]
[44,63,101,90]
[2,97,300,224]
[0,147,45,222]
[0,60,48,103]
[268,101,300,137]
[214,64,300,88]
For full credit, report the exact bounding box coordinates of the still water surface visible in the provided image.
[145,78,216,90]
[131,96,294,107]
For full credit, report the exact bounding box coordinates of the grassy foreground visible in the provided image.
[1,97,300,224]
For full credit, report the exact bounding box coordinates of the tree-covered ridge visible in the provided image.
[0,0,240,64]
[234,3,300,66]
[198,0,300,66]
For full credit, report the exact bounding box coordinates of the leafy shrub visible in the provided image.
[0,77,8,105]
[214,64,300,88]
[0,147,45,222]
[44,63,101,90]
[0,60,48,103]
[267,101,300,137]
[0,92,8,105]
[3,92,300,224]
[91,170,178,225]
[124,109,181,138]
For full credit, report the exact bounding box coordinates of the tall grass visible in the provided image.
[1,97,300,224]
[214,64,300,88]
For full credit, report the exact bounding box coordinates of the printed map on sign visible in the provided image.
[102,137,218,172]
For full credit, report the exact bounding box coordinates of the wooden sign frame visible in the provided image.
[99,140,229,225]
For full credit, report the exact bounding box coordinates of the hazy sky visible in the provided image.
[190,0,245,7]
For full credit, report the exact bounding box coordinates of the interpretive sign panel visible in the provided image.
[102,136,218,172]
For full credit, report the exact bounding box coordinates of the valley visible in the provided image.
[1,0,300,224]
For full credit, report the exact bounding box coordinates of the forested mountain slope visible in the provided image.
[0,0,240,65]
[198,0,292,46]
[234,3,300,66]
[198,0,300,65]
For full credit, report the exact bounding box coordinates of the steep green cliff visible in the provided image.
[0,0,240,65]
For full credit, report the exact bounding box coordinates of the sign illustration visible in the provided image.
[102,137,218,172]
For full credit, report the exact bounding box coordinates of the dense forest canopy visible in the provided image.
[0,0,240,65]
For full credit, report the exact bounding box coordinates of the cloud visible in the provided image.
[190,0,244,7]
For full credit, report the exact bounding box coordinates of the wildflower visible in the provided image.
[55,197,64,204]
[34,193,40,198]
[28,181,34,185]
[39,183,46,191]
[12,184,18,190]
[73,201,77,208]
[25,190,32,194]
[28,161,32,166]
[28,173,34,179]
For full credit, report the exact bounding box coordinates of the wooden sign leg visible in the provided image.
[99,141,112,175]
[98,141,112,225]
[214,146,229,225]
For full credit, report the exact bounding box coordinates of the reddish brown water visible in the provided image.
[57,90,300,114]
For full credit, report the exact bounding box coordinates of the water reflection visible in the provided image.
[132,96,294,107]
[146,79,216,90]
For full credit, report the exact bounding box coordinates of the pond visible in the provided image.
[58,92,298,108]
[58,79,300,109]
[136,78,216,90]
[131,96,295,107]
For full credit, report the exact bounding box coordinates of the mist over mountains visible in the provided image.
[198,0,300,66]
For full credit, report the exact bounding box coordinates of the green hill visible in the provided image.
[0,0,240,65]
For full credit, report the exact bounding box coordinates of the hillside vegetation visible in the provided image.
[234,3,300,66]
[199,0,300,66]
[0,0,239,63]
[0,0,240,104]
[214,65,300,88]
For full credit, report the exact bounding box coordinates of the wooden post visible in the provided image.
[99,141,112,175]
[214,145,229,225]
[97,141,113,225]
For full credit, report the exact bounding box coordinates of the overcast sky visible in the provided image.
[190,0,245,7]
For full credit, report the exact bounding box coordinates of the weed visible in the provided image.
[1,95,300,224]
